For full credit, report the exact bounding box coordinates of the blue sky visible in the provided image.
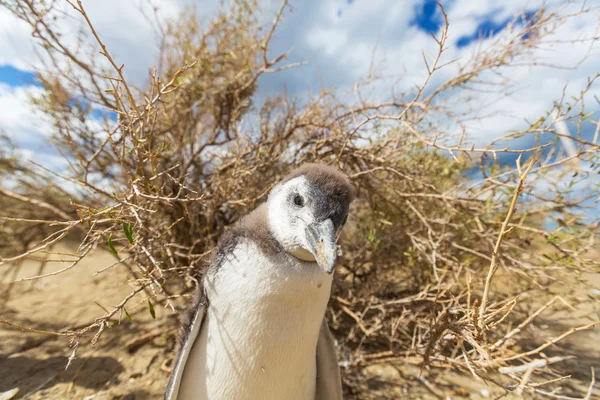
[0,0,598,176]
[0,65,39,87]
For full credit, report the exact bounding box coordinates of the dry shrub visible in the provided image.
[1,0,599,398]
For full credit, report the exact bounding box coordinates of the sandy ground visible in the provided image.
[0,244,598,399]
[0,244,177,400]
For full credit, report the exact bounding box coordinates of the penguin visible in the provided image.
[165,163,354,400]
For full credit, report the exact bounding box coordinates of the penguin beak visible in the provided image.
[305,219,337,274]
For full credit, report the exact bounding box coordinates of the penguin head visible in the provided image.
[267,164,354,273]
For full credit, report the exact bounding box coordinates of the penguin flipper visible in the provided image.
[164,297,206,400]
[315,318,343,400]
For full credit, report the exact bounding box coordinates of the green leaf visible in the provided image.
[94,206,109,214]
[148,300,156,319]
[107,233,118,257]
[124,309,132,322]
[122,222,134,244]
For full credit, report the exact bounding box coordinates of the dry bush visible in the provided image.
[1,0,599,398]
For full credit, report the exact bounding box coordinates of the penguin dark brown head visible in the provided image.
[267,163,355,273]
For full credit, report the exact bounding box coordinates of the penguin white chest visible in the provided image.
[179,241,333,400]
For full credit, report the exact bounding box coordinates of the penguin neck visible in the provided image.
[206,239,333,342]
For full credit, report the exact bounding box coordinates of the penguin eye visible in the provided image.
[293,194,304,207]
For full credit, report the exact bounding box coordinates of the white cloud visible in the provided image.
[0,83,68,171]
[455,5,600,146]
[271,0,598,147]
[306,27,349,57]
[0,83,49,141]
[305,0,598,146]
[0,0,195,85]
[1,0,599,150]
[0,7,38,71]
